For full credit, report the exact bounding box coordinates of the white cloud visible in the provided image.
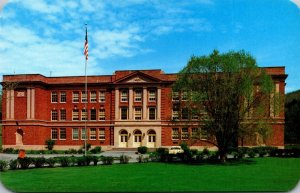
[290,0,300,9]
[0,0,214,77]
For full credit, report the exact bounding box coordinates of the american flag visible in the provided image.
[84,27,88,60]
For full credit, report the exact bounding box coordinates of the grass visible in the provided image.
[1,158,300,192]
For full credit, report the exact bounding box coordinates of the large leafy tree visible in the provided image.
[174,50,275,162]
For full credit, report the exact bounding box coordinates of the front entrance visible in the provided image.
[147,130,156,148]
[119,130,128,148]
[133,130,142,147]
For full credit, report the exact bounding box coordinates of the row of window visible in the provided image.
[172,91,188,102]
[51,107,157,121]
[51,91,105,103]
[120,89,156,102]
[51,128,105,140]
[51,89,157,103]
[51,109,105,121]
[120,107,156,120]
[172,128,208,140]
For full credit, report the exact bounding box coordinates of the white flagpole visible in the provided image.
[84,24,88,156]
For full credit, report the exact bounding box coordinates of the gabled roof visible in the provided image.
[113,71,163,84]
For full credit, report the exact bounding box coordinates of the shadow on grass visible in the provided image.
[159,158,257,166]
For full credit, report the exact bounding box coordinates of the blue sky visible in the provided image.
[0,0,300,93]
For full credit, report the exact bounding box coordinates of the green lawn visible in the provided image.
[1,158,300,192]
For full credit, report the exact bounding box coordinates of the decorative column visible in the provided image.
[143,87,147,120]
[157,87,161,120]
[6,89,14,120]
[115,88,119,120]
[26,88,35,119]
[129,88,133,120]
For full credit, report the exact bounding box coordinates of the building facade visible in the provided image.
[1,68,287,150]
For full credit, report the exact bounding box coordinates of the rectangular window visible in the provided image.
[90,109,96,121]
[81,128,87,140]
[60,92,66,103]
[72,128,79,140]
[90,128,96,140]
[60,109,66,121]
[135,89,142,102]
[99,109,105,120]
[73,91,79,103]
[81,91,87,103]
[81,109,87,121]
[182,108,189,120]
[191,109,199,120]
[51,110,58,121]
[181,128,189,140]
[60,128,66,140]
[172,128,179,140]
[90,91,97,103]
[51,128,58,140]
[99,91,105,102]
[172,105,179,120]
[72,109,79,121]
[149,107,156,120]
[182,91,188,101]
[192,128,199,139]
[134,107,142,120]
[200,128,208,140]
[172,91,179,101]
[121,90,128,102]
[149,89,156,101]
[51,92,58,103]
[99,128,105,140]
[121,107,128,120]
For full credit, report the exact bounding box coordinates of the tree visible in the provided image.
[285,98,300,144]
[173,50,275,162]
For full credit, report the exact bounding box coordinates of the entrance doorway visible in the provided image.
[133,130,142,147]
[119,130,128,148]
[147,130,156,148]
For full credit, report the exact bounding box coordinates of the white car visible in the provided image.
[169,146,184,154]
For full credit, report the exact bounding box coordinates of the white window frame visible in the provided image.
[149,107,156,120]
[99,128,105,140]
[59,128,66,140]
[134,107,142,120]
[60,91,66,103]
[90,91,97,103]
[81,109,87,121]
[121,107,128,120]
[60,109,66,121]
[172,91,179,101]
[81,128,87,140]
[134,89,142,102]
[181,128,189,140]
[51,128,58,140]
[99,91,105,103]
[72,109,79,121]
[149,89,156,101]
[51,92,58,103]
[172,128,179,140]
[72,91,79,103]
[72,128,79,140]
[90,109,97,121]
[90,128,96,140]
[121,90,128,102]
[99,109,105,120]
[81,91,87,103]
[51,110,58,121]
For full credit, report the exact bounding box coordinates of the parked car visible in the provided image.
[169,146,184,154]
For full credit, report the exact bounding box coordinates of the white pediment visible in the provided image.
[125,75,149,83]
